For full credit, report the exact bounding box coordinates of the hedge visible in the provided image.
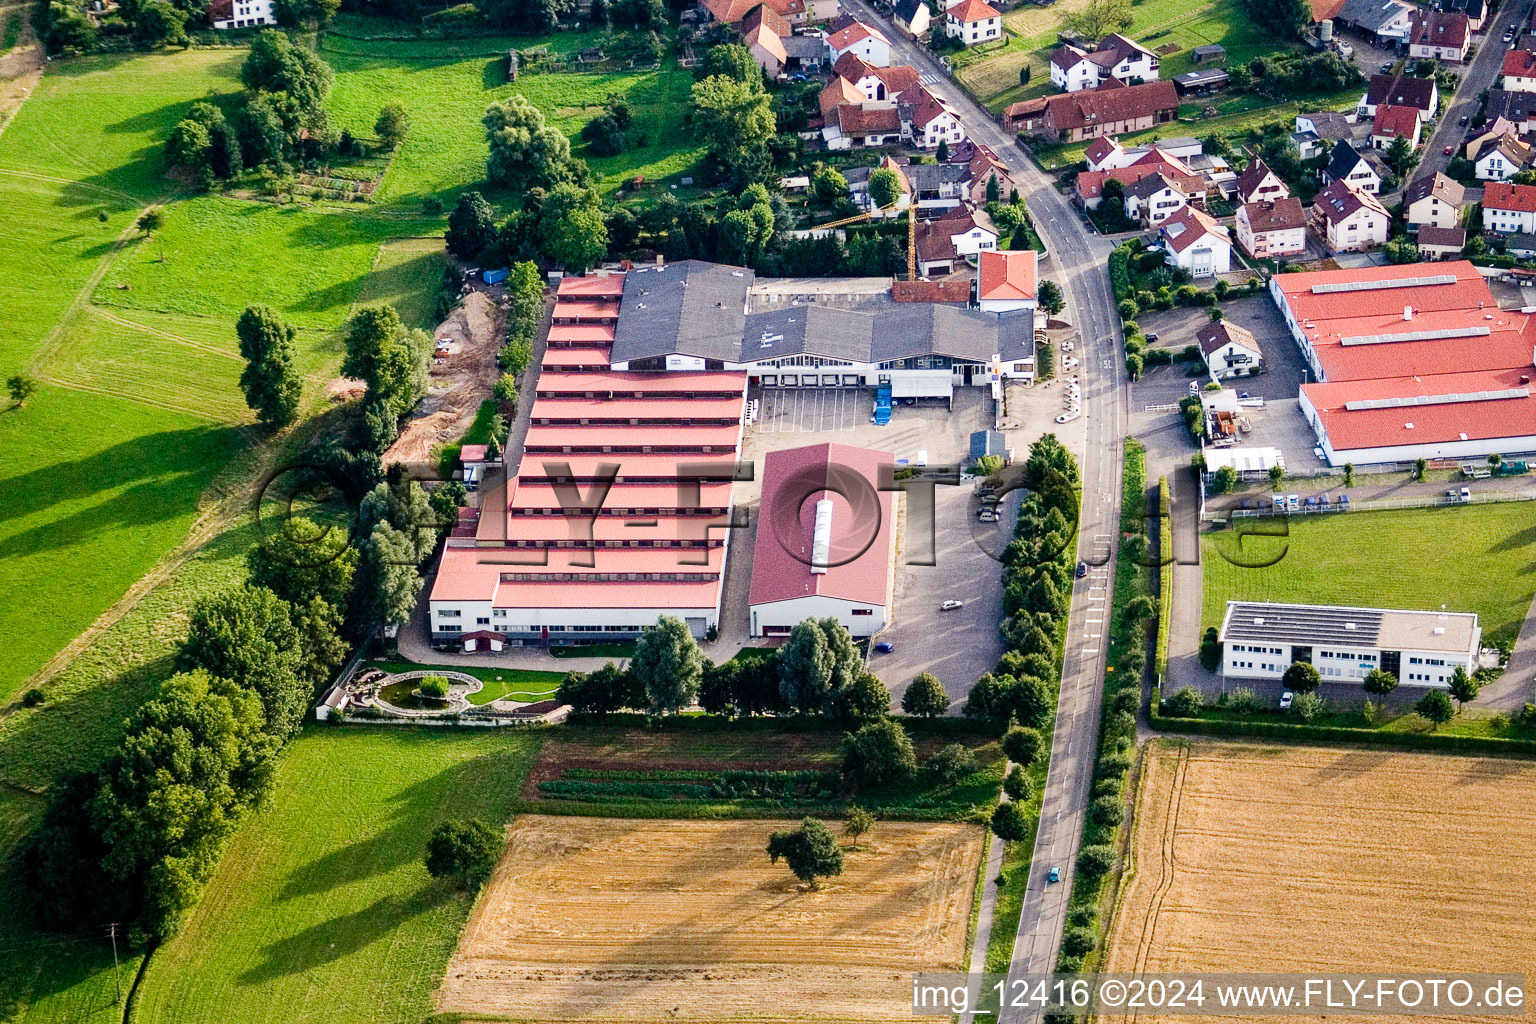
[1149,690,1536,757]
[1155,476,1172,681]
[563,711,993,737]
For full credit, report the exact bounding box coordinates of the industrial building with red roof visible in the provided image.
[748,442,897,637]
[1271,261,1536,465]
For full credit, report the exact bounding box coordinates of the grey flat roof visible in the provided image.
[1220,601,1479,653]
[612,260,753,364]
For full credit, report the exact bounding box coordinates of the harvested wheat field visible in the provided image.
[436,815,984,1022]
[1103,740,1536,1023]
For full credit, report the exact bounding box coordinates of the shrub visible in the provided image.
[1002,726,1044,767]
[1003,764,1032,802]
[1163,686,1205,717]
[1062,925,1097,957]
[417,675,450,699]
[841,719,917,789]
[991,801,1031,841]
[1096,752,1132,779]
[1292,691,1326,722]
[1092,776,1121,800]
[1089,794,1124,827]
[20,688,45,708]
[927,743,977,784]
[1076,844,1115,878]
[1068,904,1097,928]
[1225,687,1257,713]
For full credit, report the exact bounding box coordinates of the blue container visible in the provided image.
[482,267,510,285]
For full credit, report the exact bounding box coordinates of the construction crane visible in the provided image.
[808,201,920,281]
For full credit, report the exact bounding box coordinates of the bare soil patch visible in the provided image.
[384,289,503,466]
[1103,740,1536,1023]
[0,1,44,134]
[436,815,984,1022]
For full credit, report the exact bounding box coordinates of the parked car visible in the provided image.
[1459,115,1469,126]
[1076,561,1088,578]
[1047,865,1062,883]
[940,599,964,611]
[1444,145,1454,155]
[1144,332,1159,342]
[874,641,894,653]
[1380,61,1393,72]
[1279,690,1294,710]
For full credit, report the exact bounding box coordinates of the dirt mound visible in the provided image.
[384,290,505,467]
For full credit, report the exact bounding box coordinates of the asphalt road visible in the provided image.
[1401,0,1533,185]
[832,7,1127,1012]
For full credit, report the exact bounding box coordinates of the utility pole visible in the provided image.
[108,923,122,1009]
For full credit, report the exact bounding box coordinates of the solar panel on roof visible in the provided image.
[1310,274,1458,294]
[1338,325,1491,346]
[1343,386,1529,411]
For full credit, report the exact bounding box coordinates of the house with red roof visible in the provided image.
[901,84,967,149]
[1309,179,1390,253]
[1048,32,1160,92]
[976,249,1038,314]
[1234,197,1307,258]
[826,19,891,65]
[834,54,920,99]
[1159,206,1230,277]
[1235,157,1288,205]
[1503,48,1536,92]
[1482,181,1536,234]
[742,5,791,76]
[1195,319,1262,379]
[1037,79,1179,142]
[748,443,897,638]
[1408,8,1469,61]
[1370,104,1422,150]
[209,0,276,27]
[945,0,1002,45]
[913,209,998,276]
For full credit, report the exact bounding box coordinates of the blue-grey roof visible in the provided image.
[970,429,1007,459]
[612,260,754,364]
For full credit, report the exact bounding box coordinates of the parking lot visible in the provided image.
[754,386,866,434]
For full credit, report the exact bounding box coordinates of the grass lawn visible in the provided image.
[131,727,542,1024]
[551,641,636,658]
[1202,504,1536,649]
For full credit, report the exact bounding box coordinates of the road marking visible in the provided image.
[1081,648,1099,654]
[920,71,939,84]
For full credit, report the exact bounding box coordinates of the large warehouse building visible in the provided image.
[1218,601,1480,688]
[747,442,897,637]
[1270,261,1536,465]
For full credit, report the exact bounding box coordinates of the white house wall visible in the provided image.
[750,594,889,636]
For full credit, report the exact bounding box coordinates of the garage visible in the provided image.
[890,373,955,401]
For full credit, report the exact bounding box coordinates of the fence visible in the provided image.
[1213,490,1536,521]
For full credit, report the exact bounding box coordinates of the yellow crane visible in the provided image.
[808,200,919,281]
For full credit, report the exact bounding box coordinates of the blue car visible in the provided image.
[1047,865,1061,883]
[875,641,895,653]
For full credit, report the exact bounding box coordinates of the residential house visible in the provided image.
[892,0,930,37]
[779,33,827,74]
[824,102,903,148]
[1371,104,1422,150]
[1049,33,1161,92]
[1310,179,1391,252]
[1444,0,1487,31]
[962,142,1013,204]
[945,0,1002,45]
[209,0,276,27]
[1504,49,1536,92]
[1407,9,1470,62]
[1323,137,1382,194]
[1003,97,1050,134]
[902,160,971,209]
[1074,157,1205,210]
[1336,0,1416,42]
[742,5,791,75]
[826,20,891,65]
[1414,225,1466,259]
[833,53,920,98]
[1160,205,1231,277]
[976,249,1038,313]
[704,0,799,24]
[901,86,967,149]
[1292,110,1362,160]
[1235,157,1289,205]
[1403,172,1466,230]
[1357,73,1438,120]
[1482,181,1536,234]
[1508,232,1536,257]
[1124,172,1190,227]
[913,209,998,275]
[1474,131,1532,181]
[1195,319,1262,378]
[1036,79,1179,142]
[1235,197,1308,258]
[1483,90,1536,133]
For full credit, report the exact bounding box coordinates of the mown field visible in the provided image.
[1201,504,1536,648]
[1102,740,1536,1023]
[436,814,984,1021]
[131,727,542,1024]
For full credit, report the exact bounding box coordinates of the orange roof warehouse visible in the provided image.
[1269,261,1536,465]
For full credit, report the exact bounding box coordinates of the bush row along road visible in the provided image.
[833,4,1127,1016]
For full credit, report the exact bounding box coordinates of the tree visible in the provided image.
[235,305,302,429]
[1291,690,1325,722]
[1282,661,1321,694]
[446,192,499,261]
[767,818,845,888]
[138,210,164,236]
[935,138,949,163]
[1125,352,1143,380]
[483,95,578,192]
[834,671,891,724]
[928,743,977,784]
[841,719,918,789]
[844,806,874,849]
[557,661,642,713]
[690,74,774,175]
[242,30,333,117]
[1002,726,1044,767]
[1003,764,1032,802]
[132,0,188,46]
[812,165,848,205]
[1362,668,1398,700]
[901,672,950,718]
[6,373,39,408]
[1163,686,1204,717]
[492,373,519,406]
[185,102,242,179]
[178,585,314,738]
[1038,279,1065,316]
[342,305,431,415]
[1090,794,1123,826]
[356,521,424,628]
[1447,665,1479,710]
[1415,457,1428,481]
[165,119,213,181]
[580,112,627,157]
[272,0,342,26]
[1415,688,1454,728]
[375,102,410,149]
[630,615,705,714]
[1209,465,1238,495]
[425,819,501,890]
[1064,0,1132,39]
[45,2,97,52]
[246,514,357,611]
[1077,844,1114,878]
[991,801,1031,841]
[779,618,855,714]
[702,42,760,84]
[539,183,609,273]
[1384,134,1419,176]
[868,166,903,211]
[1268,464,1285,489]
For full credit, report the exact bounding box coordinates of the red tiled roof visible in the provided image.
[892,279,973,302]
[1372,103,1420,139]
[837,103,902,135]
[744,19,788,63]
[460,444,489,464]
[1043,80,1179,133]
[547,324,615,345]
[535,371,747,394]
[747,442,896,609]
[1239,197,1307,233]
[1410,8,1468,48]
[509,479,735,510]
[1503,48,1536,76]
[904,86,956,128]
[1311,178,1389,225]
[1303,367,1536,453]
[832,50,875,81]
[820,76,864,121]
[977,249,1036,301]
[827,20,889,49]
[1483,181,1536,212]
[1415,225,1466,248]
[1051,44,1091,72]
[704,0,761,23]
[1236,157,1280,201]
[948,0,1001,21]
[1310,0,1346,19]
[1196,320,1260,359]
[541,347,612,368]
[872,64,922,92]
[914,212,982,262]
[1084,136,1121,166]
[552,299,618,321]
[523,423,742,450]
[1160,205,1228,254]
[557,275,623,297]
